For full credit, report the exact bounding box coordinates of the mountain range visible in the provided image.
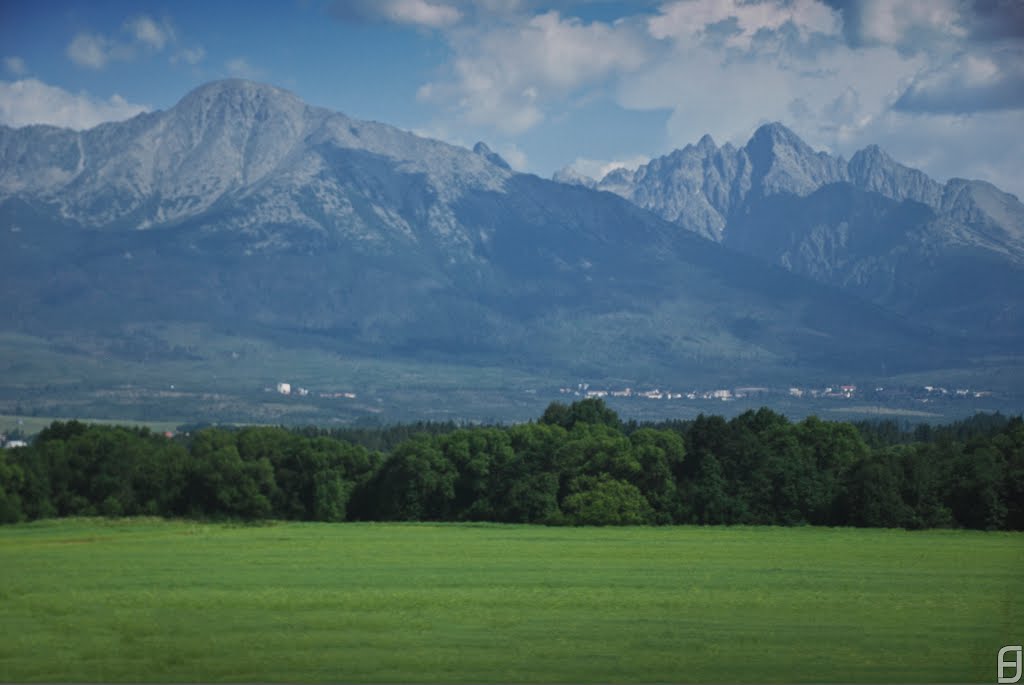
[1,79,1022,419]
[557,124,1024,343]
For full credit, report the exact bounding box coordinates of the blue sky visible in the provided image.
[1,0,1023,197]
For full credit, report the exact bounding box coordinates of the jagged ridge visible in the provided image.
[554,122,1024,339]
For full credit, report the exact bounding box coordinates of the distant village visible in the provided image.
[262,377,996,411]
[558,382,995,404]
[0,377,1006,448]
[267,382,357,401]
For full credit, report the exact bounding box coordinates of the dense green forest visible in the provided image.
[1,400,1021,529]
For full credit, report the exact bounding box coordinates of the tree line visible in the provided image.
[0,400,1021,529]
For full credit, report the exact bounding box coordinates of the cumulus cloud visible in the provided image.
[0,79,149,129]
[962,0,1024,41]
[567,155,654,180]
[66,14,196,69]
[823,86,862,123]
[386,0,461,27]
[330,0,462,28]
[612,0,1023,179]
[3,56,27,76]
[649,0,842,49]
[835,107,1024,198]
[420,11,649,133]
[67,32,116,69]
[410,123,527,170]
[618,32,923,151]
[125,15,175,51]
[172,46,206,66]
[406,0,1023,197]
[497,142,528,170]
[894,47,1024,113]
[836,0,966,52]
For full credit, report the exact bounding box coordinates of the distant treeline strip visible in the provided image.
[1,400,1021,529]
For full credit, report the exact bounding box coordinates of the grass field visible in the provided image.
[0,414,182,437]
[1,519,1021,683]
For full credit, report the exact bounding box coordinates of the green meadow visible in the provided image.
[1,519,1021,683]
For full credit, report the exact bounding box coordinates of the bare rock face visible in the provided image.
[0,79,512,254]
[847,144,942,208]
[579,121,1022,256]
[743,122,849,198]
[557,121,1024,340]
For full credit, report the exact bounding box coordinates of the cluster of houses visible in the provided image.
[559,383,772,402]
[922,385,991,399]
[0,433,28,449]
[788,385,858,399]
[559,381,995,404]
[270,382,356,400]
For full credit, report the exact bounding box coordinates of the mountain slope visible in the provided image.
[0,81,985,400]
[564,123,1024,342]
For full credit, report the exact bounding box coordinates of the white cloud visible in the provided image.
[384,0,461,27]
[496,142,528,170]
[408,1,1022,197]
[568,155,653,180]
[420,11,649,133]
[649,0,841,49]
[67,32,116,69]
[411,122,468,148]
[410,123,527,170]
[846,0,966,51]
[823,86,861,124]
[65,14,195,70]
[172,46,206,66]
[894,47,1024,113]
[834,107,1024,199]
[3,56,27,76]
[622,40,893,141]
[226,57,264,80]
[0,79,149,130]
[613,18,1024,198]
[125,16,174,51]
[330,0,461,28]
[615,0,940,159]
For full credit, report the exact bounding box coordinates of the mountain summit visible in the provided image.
[0,79,513,246]
[558,122,1024,342]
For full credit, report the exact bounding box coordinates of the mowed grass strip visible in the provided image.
[0,519,1021,683]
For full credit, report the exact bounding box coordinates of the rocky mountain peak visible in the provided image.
[0,78,514,237]
[748,121,807,150]
[472,141,511,170]
[696,133,717,152]
[552,166,597,188]
[596,167,637,197]
[602,167,635,185]
[939,178,1024,253]
[177,79,303,109]
[745,122,847,197]
[172,79,308,129]
[848,144,942,208]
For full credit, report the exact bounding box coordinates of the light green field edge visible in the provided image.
[1,519,1021,683]
[0,414,182,437]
